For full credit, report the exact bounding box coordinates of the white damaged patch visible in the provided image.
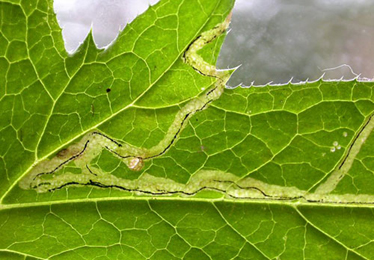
[20,16,234,194]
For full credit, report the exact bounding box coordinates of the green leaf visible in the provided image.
[1,0,374,259]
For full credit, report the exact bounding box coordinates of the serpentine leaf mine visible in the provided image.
[18,11,374,206]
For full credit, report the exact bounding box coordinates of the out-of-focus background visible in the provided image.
[53,0,159,51]
[54,0,374,86]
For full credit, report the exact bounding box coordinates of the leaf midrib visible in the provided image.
[3,195,374,211]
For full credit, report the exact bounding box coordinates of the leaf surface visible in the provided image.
[1,0,374,259]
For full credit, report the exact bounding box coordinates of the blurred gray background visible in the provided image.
[54,0,374,86]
